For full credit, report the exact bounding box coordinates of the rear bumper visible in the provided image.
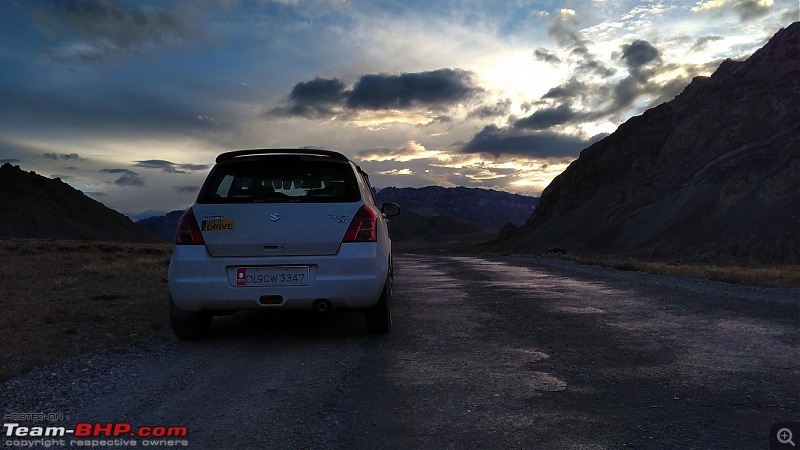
[168,243,389,312]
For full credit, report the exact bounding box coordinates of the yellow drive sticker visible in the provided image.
[201,219,235,231]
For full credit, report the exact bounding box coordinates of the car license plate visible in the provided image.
[235,266,309,287]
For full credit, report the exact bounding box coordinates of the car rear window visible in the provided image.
[197,158,361,203]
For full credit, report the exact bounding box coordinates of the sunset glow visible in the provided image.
[1,0,795,218]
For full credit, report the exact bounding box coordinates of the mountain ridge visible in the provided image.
[498,22,800,264]
[0,163,164,243]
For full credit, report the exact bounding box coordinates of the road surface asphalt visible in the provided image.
[3,254,799,449]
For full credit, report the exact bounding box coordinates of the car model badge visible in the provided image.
[269,212,280,222]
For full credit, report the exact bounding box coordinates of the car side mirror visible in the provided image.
[381,203,400,217]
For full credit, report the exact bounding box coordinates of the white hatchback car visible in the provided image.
[168,149,400,339]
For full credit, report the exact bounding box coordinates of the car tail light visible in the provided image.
[342,205,378,242]
[176,208,205,245]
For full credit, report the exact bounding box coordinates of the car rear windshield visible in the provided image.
[197,158,361,204]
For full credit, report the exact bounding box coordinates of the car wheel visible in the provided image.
[365,272,392,334]
[169,295,212,340]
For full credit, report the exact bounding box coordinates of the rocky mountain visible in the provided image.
[498,22,799,264]
[136,210,185,241]
[0,163,164,243]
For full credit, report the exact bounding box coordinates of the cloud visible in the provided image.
[575,60,617,78]
[450,166,512,182]
[731,0,774,20]
[460,124,599,159]
[264,78,344,118]
[467,99,512,120]
[513,104,577,130]
[50,174,77,182]
[134,160,210,174]
[541,78,598,102]
[100,168,145,187]
[534,48,561,64]
[173,185,199,194]
[691,35,725,52]
[548,9,590,50]
[32,0,203,64]
[378,168,414,176]
[545,9,616,79]
[604,61,716,117]
[692,0,774,21]
[621,40,661,70]
[534,37,713,124]
[268,68,481,119]
[620,39,662,84]
[357,141,443,162]
[42,152,84,161]
[347,68,479,110]
[282,77,347,117]
[1,76,229,143]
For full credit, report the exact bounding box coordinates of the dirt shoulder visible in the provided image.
[0,239,173,382]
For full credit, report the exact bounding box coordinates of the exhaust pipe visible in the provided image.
[313,299,331,313]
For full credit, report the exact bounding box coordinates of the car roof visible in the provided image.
[215,148,350,164]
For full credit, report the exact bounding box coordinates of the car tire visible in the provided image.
[365,272,392,334]
[169,295,212,340]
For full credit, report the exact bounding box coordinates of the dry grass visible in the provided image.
[551,253,800,288]
[0,238,173,382]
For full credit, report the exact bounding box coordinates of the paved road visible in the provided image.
[8,254,800,449]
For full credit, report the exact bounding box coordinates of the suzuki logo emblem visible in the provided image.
[269,213,280,222]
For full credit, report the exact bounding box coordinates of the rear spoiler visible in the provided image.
[216,148,349,163]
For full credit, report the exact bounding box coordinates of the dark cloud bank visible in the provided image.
[43,152,84,161]
[32,0,203,64]
[134,160,210,174]
[460,8,727,160]
[461,125,606,159]
[267,68,480,118]
[269,6,735,162]
[99,168,145,187]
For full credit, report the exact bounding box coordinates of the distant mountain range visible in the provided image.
[136,186,539,248]
[375,186,538,248]
[0,161,536,247]
[135,210,185,241]
[0,163,163,243]
[496,22,800,264]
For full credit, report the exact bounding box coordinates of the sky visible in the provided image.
[1,0,797,219]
